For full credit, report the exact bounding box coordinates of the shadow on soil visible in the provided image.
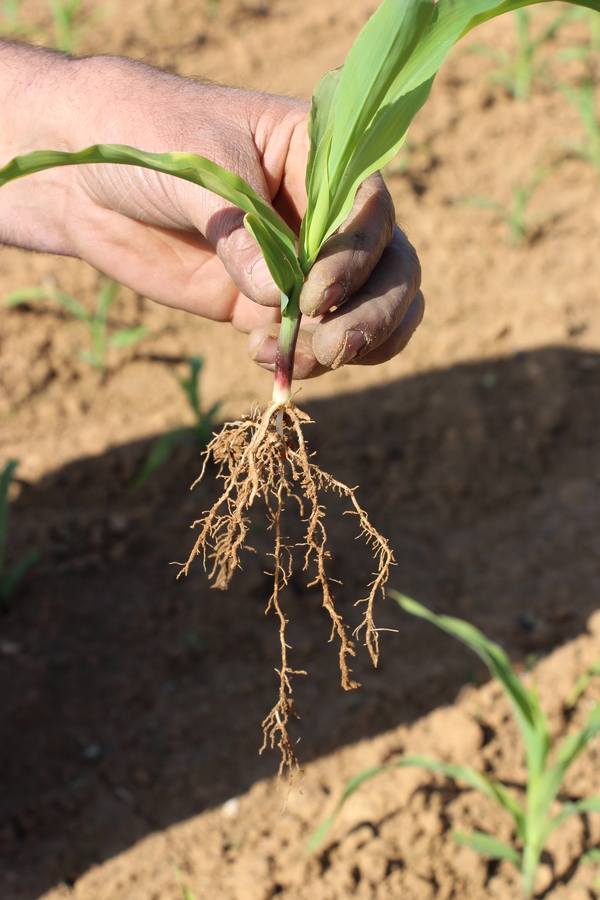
[3,344,600,897]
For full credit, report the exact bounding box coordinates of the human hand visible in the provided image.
[0,46,423,378]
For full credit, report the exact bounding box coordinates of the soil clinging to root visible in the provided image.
[178,401,394,774]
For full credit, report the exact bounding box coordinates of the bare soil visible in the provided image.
[1,2,600,899]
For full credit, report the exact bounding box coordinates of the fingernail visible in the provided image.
[306,282,345,317]
[251,333,278,364]
[250,258,275,290]
[331,330,366,369]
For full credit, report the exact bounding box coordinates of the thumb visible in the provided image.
[203,201,283,310]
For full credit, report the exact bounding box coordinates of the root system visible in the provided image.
[178,402,394,774]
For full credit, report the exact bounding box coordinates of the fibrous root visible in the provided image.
[177,401,394,776]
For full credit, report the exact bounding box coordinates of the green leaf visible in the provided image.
[96,279,120,322]
[0,143,297,255]
[243,213,302,296]
[307,753,526,853]
[392,592,551,779]
[566,657,600,708]
[453,829,521,866]
[179,356,204,415]
[76,348,99,367]
[174,865,198,900]
[0,549,40,600]
[131,428,190,490]
[306,763,387,853]
[544,796,600,838]
[109,326,147,349]
[3,285,90,321]
[0,460,18,577]
[396,755,526,836]
[319,77,434,253]
[581,846,600,865]
[536,701,600,830]
[306,68,341,194]
[327,0,435,177]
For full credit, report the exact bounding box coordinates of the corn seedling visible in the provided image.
[1,0,599,771]
[560,79,600,178]
[174,865,197,900]
[310,592,600,899]
[3,279,146,372]
[0,0,96,50]
[559,7,600,62]
[469,8,576,100]
[566,654,600,708]
[0,461,39,607]
[456,165,553,244]
[132,356,221,490]
[48,0,87,53]
[0,0,38,38]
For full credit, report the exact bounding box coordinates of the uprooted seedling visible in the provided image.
[2,0,599,774]
[177,401,393,773]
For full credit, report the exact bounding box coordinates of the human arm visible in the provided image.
[0,41,424,377]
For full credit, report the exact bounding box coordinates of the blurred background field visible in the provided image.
[1,1,600,898]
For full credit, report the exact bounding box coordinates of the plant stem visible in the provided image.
[521,840,543,899]
[272,286,302,406]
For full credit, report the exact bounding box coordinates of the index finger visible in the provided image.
[298,172,395,318]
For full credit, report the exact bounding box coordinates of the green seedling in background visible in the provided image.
[0,0,38,37]
[456,165,553,244]
[0,461,39,607]
[310,593,600,900]
[560,80,600,179]
[174,865,197,900]
[3,279,146,372]
[566,655,600,708]
[470,8,575,100]
[132,356,221,490]
[48,0,88,53]
[0,0,100,51]
[559,7,600,61]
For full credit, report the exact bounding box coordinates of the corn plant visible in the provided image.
[469,7,576,100]
[3,279,146,372]
[132,356,221,490]
[0,0,95,50]
[174,867,197,900]
[2,0,600,771]
[0,0,38,38]
[560,80,600,179]
[559,7,600,61]
[457,165,553,244]
[310,592,600,900]
[48,0,86,53]
[0,461,39,607]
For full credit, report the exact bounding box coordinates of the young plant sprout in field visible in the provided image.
[0,461,39,608]
[560,80,600,179]
[310,593,600,900]
[456,165,553,244]
[132,356,221,490]
[3,278,146,372]
[469,7,576,101]
[2,0,600,770]
[560,7,600,62]
[174,866,197,900]
[0,0,38,39]
[0,0,95,51]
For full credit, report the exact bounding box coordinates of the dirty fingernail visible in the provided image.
[331,330,366,369]
[251,333,278,364]
[314,282,345,317]
[250,258,275,290]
